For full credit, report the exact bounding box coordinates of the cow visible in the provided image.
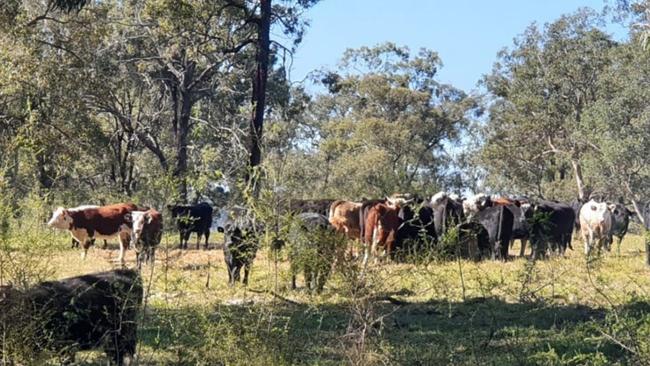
[168,202,213,249]
[127,208,163,269]
[528,200,576,259]
[329,200,363,240]
[579,199,613,255]
[362,201,401,266]
[47,203,142,264]
[470,205,514,261]
[287,213,341,293]
[394,199,436,261]
[0,269,142,365]
[608,203,634,255]
[430,192,465,237]
[509,202,533,257]
[218,213,259,286]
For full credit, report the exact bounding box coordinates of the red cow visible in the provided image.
[362,202,401,266]
[47,203,143,264]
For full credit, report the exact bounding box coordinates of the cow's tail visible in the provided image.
[359,203,367,243]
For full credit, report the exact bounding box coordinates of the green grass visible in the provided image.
[4,223,650,365]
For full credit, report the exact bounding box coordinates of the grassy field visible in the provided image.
[4,223,650,365]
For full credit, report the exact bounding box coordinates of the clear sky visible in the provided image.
[288,0,628,93]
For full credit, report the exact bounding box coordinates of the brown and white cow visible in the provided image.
[47,203,142,264]
[128,208,163,269]
[579,199,613,255]
[362,201,401,266]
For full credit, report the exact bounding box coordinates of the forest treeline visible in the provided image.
[1,1,650,217]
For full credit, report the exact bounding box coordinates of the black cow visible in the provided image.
[168,202,213,249]
[430,192,465,237]
[608,203,634,255]
[288,213,341,293]
[218,215,259,286]
[529,200,575,259]
[508,203,533,257]
[395,200,436,261]
[0,269,142,365]
[471,205,514,261]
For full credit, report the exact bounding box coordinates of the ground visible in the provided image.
[5,227,650,365]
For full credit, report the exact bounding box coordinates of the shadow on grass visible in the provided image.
[134,295,648,365]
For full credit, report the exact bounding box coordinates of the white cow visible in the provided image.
[579,199,613,255]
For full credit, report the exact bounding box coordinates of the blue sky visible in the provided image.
[288,0,628,93]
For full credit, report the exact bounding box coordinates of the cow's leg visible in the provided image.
[243,264,250,285]
[519,239,527,257]
[103,240,108,249]
[204,230,210,250]
[617,236,623,256]
[226,260,234,286]
[118,232,130,265]
[196,232,201,250]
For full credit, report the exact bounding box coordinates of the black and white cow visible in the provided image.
[607,203,634,255]
[168,202,213,249]
[430,192,465,237]
[0,269,142,365]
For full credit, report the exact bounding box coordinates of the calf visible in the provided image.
[0,269,142,365]
[47,203,141,264]
[128,209,163,269]
[168,202,213,249]
[288,213,340,293]
[579,199,613,255]
[218,215,259,286]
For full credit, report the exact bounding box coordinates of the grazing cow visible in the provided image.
[0,269,142,365]
[395,200,436,260]
[430,192,465,237]
[288,199,335,216]
[127,209,163,269]
[218,214,259,286]
[288,213,341,293]
[528,200,575,259]
[608,203,633,255]
[47,203,142,264]
[168,202,213,249]
[470,205,514,261]
[362,201,401,265]
[579,199,613,255]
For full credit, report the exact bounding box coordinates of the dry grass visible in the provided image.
[6,225,650,365]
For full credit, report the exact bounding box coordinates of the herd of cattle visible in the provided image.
[0,192,639,364]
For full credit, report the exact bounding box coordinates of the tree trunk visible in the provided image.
[570,159,586,201]
[248,0,272,174]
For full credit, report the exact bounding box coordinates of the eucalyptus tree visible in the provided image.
[298,43,477,199]
[481,10,616,200]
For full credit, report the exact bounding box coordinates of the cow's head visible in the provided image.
[47,207,72,229]
[430,191,448,208]
[462,193,491,217]
[129,211,152,244]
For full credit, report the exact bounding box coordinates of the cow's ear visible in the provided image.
[146,213,153,224]
[514,200,521,207]
[217,226,224,233]
[124,213,132,224]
